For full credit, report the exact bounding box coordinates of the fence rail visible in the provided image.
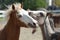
[0,10,5,17]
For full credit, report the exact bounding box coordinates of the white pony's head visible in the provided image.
[28,10,47,25]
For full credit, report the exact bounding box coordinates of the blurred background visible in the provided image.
[0,0,60,10]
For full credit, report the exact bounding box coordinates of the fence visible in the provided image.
[0,10,5,17]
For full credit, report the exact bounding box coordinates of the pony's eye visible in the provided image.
[40,12,44,17]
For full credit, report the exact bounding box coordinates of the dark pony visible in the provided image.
[0,4,28,40]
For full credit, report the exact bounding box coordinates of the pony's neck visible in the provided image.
[8,10,17,25]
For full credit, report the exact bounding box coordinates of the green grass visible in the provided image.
[0,17,4,21]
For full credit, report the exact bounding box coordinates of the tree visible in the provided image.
[0,0,21,9]
[0,0,47,10]
[23,0,47,10]
[55,0,60,6]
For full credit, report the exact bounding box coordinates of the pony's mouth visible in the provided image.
[28,23,36,28]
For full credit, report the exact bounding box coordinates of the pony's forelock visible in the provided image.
[7,3,21,10]
[5,3,22,17]
[13,3,22,10]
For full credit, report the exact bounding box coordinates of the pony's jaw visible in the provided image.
[37,17,45,25]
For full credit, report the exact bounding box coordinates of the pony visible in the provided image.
[0,4,28,40]
[0,4,37,40]
[28,10,57,40]
[46,12,60,40]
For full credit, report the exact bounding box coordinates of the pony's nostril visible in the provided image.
[33,23,36,25]
[18,15,22,17]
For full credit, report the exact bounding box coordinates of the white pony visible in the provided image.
[28,10,56,35]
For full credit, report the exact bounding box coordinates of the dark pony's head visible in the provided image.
[6,4,28,27]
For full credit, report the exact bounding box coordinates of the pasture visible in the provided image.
[0,17,3,20]
[20,27,43,40]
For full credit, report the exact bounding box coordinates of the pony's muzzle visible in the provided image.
[28,23,36,28]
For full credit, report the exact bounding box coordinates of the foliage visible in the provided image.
[0,0,47,10]
[23,0,47,10]
[55,0,60,6]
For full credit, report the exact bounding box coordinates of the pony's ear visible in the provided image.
[21,3,23,8]
[12,4,15,10]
